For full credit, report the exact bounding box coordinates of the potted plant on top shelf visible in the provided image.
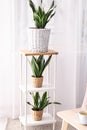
[27,91,61,121]
[28,0,56,52]
[28,55,52,88]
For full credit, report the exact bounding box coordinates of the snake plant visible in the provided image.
[28,55,52,77]
[27,91,61,111]
[29,0,56,28]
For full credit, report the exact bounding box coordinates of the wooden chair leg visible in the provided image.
[61,120,69,130]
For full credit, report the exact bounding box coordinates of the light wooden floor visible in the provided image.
[6,118,76,130]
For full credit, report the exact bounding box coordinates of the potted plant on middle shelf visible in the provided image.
[27,91,61,121]
[28,55,52,88]
[28,0,56,52]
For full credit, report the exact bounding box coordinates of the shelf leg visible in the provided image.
[20,54,22,127]
[53,122,55,130]
[53,55,57,118]
[25,56,27,130]
[53,55,57,130]
[47,60,51,113]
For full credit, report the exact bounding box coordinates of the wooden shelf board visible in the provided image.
[19,113,56,126]
[19,49,58,56]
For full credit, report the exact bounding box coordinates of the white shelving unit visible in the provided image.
[19,50,58,130]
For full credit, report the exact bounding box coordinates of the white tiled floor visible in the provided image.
[6,118,76,130]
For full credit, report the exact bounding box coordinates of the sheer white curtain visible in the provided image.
[77,0,87,107]
[0,0,51,118]
[11,0,28,118]
[81,0,87,45]
[0,0,13,117]
[0,0,28,118]
[1,0,85,118]
[11,0,84,115]
[11,0,57,118]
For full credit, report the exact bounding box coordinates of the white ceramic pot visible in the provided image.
[28,28,50,52]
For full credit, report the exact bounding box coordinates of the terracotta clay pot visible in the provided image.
[32,110,43,121]
[31,76,43,88]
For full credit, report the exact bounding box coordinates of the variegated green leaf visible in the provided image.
[29,0,56,28]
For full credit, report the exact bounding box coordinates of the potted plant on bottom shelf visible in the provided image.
[28,55,52,88]
[27,91,61,121]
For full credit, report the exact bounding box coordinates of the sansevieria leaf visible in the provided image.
[27,91,61,111]
[49,0,55,10]
[29,0,36,13]
[40,55,52,76]
[29,0,56,28]
[28,55,52,77]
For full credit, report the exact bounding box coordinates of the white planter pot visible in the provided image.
[28,28,50,52]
